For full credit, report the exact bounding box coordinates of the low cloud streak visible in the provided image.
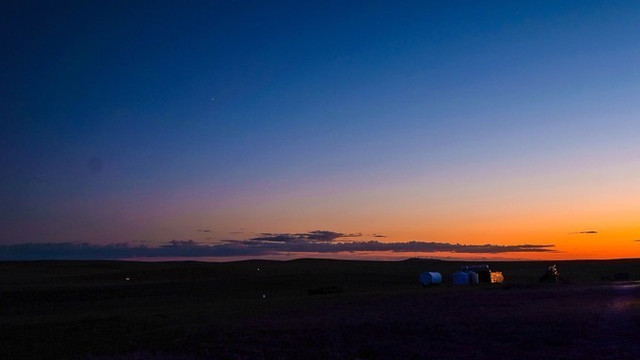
[250,231,361,243]
[0,230,555,260]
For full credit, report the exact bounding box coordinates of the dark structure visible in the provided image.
[539,265,560,283]
[460,264,503,284]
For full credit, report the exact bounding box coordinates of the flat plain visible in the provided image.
[1,258,639,359]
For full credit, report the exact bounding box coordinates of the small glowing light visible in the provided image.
[490,272,504,284]
[257,268,260,271]
[262,294,266,299]
[125,277,131,281]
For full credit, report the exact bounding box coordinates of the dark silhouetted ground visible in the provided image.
[1,258,638,359]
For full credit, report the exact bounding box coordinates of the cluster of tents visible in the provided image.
[420,264,504,287]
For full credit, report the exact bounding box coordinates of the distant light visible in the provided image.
[262,294,266,299]
[125,277,131,281]
[257,268,260,271]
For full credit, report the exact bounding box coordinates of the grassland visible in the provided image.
[1,258,639,359]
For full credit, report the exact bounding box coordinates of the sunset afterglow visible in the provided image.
[2,1,639,261]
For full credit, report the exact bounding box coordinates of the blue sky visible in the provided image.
[2,1,639,260]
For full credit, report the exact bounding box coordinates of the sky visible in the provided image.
[2,0,639,261]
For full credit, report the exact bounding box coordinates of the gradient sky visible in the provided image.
[2,1,639,260]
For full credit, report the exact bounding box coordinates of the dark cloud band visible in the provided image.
[250,231,361,243]
[0,231,555,261]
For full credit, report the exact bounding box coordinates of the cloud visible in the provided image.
[249,230,360,243]
[305,230,361,241]
[250,233,300,243]
[196,229,212,233]
[0,230,556,260]
[372,234,387,238]
[0,240,266,260]
[245,241,555,254]
[244,232,553,254]
[571,230,598,234]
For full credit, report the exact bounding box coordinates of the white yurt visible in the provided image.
[465,271,479,285]
[419,271,442,286]
[452,271,470,285]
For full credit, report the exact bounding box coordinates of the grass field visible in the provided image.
[1,258,639,359]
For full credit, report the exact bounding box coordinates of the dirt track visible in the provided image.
[584,282,640,359]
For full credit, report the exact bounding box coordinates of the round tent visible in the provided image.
[452,271,470,285]
[465,271,479,285]
[419,272,442,286]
